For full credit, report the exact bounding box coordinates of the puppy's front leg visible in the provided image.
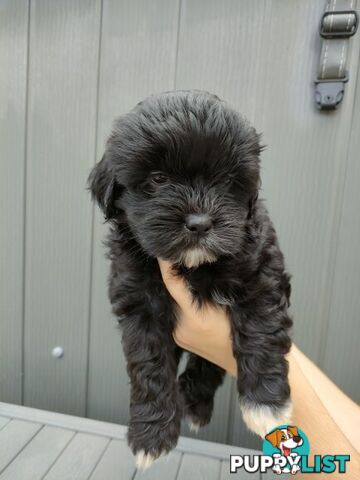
[121,315,182,468]
[231,296,292,438]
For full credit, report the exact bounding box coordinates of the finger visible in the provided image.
[157,258,194,308]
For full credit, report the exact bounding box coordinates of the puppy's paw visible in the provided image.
[240,400,293,438]
[128,408,180,470]
[179,378,214,431]
[186,416,201,433]
[182,397,214,430]
[135,450,162,470]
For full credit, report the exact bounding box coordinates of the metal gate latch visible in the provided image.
[315,5,358,110]
[315,75,349,110]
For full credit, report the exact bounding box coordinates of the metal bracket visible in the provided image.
[315,75,349,110]
[319,10,358,38]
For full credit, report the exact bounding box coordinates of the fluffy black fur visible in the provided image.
[88,90,292,461]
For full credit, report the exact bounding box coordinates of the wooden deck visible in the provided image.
[0,402,280,479]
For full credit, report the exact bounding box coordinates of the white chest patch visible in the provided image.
[180,248,217,268]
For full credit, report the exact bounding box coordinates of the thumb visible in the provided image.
[157,258,193,309]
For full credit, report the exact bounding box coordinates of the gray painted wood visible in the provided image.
[0,425,74,480]
[0,403,262,479]
[87,0,180,425]
[23,0,101,415]
[89,440,136,480]
[261,469,290,480]
[177,453,221,480]
[44,432,109,480]
[322,57,360,403]
[220,459,260,480]
[0,418,10,432]
[0,420,42,474]
[0,402,127,440]
[134,450,182,480]
[0,0,28,405]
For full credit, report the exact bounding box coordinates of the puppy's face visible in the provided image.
[89,91,261,267]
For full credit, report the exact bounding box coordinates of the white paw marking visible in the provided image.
[240,401,293,438]
[135,450,158,470]
[187,417,200,433]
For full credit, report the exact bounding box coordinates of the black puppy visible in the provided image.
[88,90,292,468]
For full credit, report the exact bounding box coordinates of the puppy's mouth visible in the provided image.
[176,247,218,268]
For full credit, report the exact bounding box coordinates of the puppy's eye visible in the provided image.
[150,172,168,185]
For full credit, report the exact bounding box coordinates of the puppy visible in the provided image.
[88,90,293,468]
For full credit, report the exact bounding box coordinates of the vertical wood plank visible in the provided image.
[0,0,28,404]
[322,59,360,403]
[87,0,180,424]
[175,0,360,446]
[23,0,101,415]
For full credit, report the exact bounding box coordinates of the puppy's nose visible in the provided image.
[293,436,301,443]
[185,214,213,234]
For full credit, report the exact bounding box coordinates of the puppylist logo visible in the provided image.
[230,425,350,475]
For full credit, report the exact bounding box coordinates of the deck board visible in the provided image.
[0,420,42,474]
[134,450,182,480]
[0,402,271,480]
[0,425,74,480]
[177,453,221,480]
[89,439,136,480]
[43,432,109,480]
[220,458,260,480]
[0,417,10,432]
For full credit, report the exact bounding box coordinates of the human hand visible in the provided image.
[157,259,237,377]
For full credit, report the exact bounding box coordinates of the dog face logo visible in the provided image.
[263,425,308,475]
[265,426,303,457]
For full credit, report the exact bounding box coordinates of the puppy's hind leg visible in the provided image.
[179,353,225,432]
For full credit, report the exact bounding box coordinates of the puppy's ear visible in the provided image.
[247,192,258,220]
[247,177,261,219]
[88,154,122,220]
